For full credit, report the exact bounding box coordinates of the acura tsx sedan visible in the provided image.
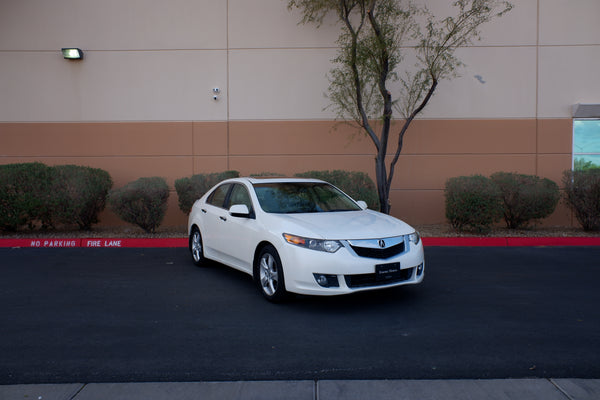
[187,177,424,301]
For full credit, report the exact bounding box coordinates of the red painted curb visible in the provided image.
[505,237,600,247]
[0,238,81,248]
[422,237,508,247]
[422,237,600,247]
[0,238,188,248]
[81,238,188,248]
[1,237,599,248]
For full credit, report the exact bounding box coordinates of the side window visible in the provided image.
[228,184,253,212]
[573,119,600,170]
[206,184,231,208]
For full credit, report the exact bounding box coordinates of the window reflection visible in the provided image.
[573,119,600,170]
[253,182,360,214]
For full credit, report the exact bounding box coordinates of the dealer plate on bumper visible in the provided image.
[375,262,401,281]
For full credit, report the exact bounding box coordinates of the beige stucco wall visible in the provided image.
[2,0,598,122]
[1,0,598,228]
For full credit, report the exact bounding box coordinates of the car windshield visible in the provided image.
[252,182,362,214]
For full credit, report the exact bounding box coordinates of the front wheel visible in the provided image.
[189,226,205,266]
[255,245,287,302]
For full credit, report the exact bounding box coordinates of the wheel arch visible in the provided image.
[188,223,200,251]
[253,240,288,301]
[253,240,276,274]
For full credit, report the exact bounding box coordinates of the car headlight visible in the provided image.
[408,231,421,245]
[283,233,342,253]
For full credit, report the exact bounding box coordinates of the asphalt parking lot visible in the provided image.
[1,246,599,385]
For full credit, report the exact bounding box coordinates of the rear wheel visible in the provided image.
[255,245,287,302]
[189,226,205,266]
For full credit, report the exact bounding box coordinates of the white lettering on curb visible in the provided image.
[29,240,78,248]
[85,240,122,247]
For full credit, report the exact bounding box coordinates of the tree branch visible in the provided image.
[387,77,438,190]
[339,0,381,151]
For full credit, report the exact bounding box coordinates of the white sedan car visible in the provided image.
[187,177,424,301]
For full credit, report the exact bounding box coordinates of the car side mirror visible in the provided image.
[356,201,368,210]
[229,204,251,218]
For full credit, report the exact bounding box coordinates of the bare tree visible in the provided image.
[287,0,512,213]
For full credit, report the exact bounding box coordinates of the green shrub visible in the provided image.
[51,165,113,230]
[491,172,559,229]
[175,170,239,214]
[294,170,380,210]
[563,169,600,231]
[109,177,170,233]
[0,162,54,231]
[445,175,503,233]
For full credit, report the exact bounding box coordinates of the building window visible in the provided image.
[573,119,600,170]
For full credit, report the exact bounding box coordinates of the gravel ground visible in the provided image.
[2,223,599,239]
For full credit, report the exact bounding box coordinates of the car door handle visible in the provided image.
[219,216,227,222]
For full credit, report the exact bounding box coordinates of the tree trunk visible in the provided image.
[375,149,390,214]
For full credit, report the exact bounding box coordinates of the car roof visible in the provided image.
[239,177,327,184]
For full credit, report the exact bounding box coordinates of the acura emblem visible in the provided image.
[378,239,386,248]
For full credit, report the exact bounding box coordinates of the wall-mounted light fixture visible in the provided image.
[61,48,84,60]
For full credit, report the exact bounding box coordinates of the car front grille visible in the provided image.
[349,241,405,259]
[345,267,414,289]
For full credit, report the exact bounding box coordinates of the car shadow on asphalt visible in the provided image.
[194,257,424,313]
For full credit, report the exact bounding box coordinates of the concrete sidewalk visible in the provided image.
[2,379,599,400]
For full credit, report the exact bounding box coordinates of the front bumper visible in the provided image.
[278,239,425,296]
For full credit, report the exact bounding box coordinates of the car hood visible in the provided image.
[273,210,415,240]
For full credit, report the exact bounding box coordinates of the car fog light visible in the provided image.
[416,263,424,276]
[314,274,339,288]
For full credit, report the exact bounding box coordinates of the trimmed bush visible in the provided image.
[491,172,559,229]
[445,175,503,233]
[563,169,600,231]
[51,165,113,230]
[109,177,170,233]
[294,170,380,210]
[0,162,54,231]
[175,171,239,214]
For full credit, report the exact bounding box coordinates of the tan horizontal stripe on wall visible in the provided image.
[0,118,573,226]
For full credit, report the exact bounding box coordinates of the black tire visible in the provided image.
[189,226,205,266]
[254,245,287,302]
